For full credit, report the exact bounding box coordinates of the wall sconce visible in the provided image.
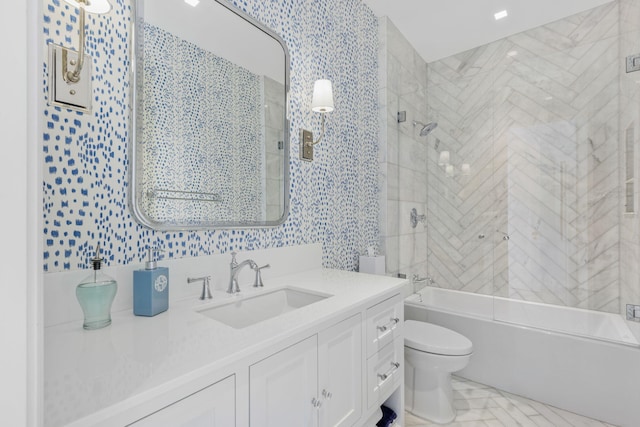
[300,79,335,162]
[48,0,112,113]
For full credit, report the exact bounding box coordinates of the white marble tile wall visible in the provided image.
[263,76,286,220]
[425,2,628,313]
[378,18,429,283]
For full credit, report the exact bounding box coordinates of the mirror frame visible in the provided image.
[130,0,291,231]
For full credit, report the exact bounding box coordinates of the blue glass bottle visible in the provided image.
[76,243,117,330]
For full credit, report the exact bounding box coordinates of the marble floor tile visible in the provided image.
[405,377,616,427]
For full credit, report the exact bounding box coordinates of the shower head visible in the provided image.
[413,120,438,137]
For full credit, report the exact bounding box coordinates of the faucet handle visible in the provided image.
[253,264,270,287]
[230,251,238,265]
[187,276,213,300]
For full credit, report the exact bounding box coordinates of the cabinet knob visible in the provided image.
[311,397,322,408]
[322,389,333,400]
[377,361,401,382]
[377,317,400,332]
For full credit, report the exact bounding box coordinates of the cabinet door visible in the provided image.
[129,375,235,427]
[318,314,362,427]
[250,336,319,427]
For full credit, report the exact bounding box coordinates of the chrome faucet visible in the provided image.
[412,274,434,303]
[228,252,257,294]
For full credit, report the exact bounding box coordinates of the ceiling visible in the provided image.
[362,0,615,63]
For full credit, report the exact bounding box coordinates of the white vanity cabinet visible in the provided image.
[318,313,363,427]
[129,375,236,427]
[364,294,404,411]
[249,335,319,426]
[249,314,362,427]
[44,265,408,427]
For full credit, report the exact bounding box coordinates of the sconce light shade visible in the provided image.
[438,151,450,166]
[311,79,335,113]
[63,0,112,14]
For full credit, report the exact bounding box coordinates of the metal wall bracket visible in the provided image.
[626,54,640,73]
[48,43,92,113]
[300,129,314,162]
[626,304,640,322]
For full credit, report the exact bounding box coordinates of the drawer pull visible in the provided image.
[322,389,333,400]
[377,362,400,382]
[311,397,322,408]
[377,317,400,332]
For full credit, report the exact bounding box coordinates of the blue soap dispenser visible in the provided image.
[133,248,169,316]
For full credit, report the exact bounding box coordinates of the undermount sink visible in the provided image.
[196,288,332,329]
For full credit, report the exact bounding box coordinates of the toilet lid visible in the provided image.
[404,320,473,356]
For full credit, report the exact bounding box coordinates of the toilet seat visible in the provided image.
[404,320,472,356]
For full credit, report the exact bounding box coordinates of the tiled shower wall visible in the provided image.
[263,76,286,220]
[42,0,380,273]
[426,1,630,313]
[378,18,429,281]
[378,0,640,324]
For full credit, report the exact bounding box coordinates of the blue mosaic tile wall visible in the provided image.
[42,0,380,273]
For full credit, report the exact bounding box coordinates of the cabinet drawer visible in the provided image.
[366,337,403,409]
[366,294,403,358]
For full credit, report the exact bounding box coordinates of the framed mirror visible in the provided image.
[131,0,290,230]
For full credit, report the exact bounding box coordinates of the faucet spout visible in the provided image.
[228,252,257,294]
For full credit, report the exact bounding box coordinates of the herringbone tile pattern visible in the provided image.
[425,2,621,312]
[405,377,617,427]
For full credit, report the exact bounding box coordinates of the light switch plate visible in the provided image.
[626,54,640,73]
[300,129,314,162]
[48,43,92,113]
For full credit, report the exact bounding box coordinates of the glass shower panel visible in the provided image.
[381,19,430,283]
[395,93,429,285]
[425,67,496,295]
[493,28,621,314]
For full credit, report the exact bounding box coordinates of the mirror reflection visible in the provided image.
[132,0,290,230]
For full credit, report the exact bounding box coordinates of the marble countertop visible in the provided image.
[44,268,406,427]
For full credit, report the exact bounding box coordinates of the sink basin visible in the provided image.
[196,288,332,329]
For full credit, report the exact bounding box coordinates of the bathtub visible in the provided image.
[405,287,640,427]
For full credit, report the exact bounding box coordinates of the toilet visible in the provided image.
[404,320,473,424]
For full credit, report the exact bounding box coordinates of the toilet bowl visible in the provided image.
[404,320,473,424]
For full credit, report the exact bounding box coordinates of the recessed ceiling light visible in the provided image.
[184,0,200,6]
[507,50,518,57]
[494,10,508,20]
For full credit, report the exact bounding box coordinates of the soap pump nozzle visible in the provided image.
[91,243,104,271]
[145,247,162,270]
